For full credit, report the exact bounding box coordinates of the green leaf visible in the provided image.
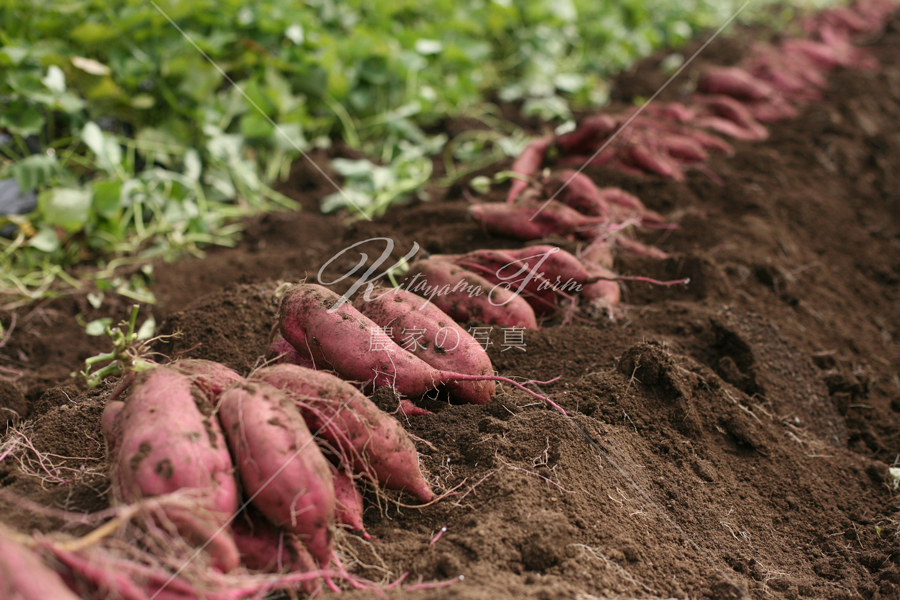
[91,179,122,220]
[0,47,29,66]
[40,188,92,232]
[85,318,113,336]
[414,39,443,55]
[81,122,122,172]
[42,65,66,93]
[136,315,156,340]
[10,154,58,191]
[285,24,305,44]
[70,22,117,45]
[0,103,44,136]
[27,227,60,253]
[241,112,275,139]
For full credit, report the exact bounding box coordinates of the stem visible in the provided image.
[126,304,140,340]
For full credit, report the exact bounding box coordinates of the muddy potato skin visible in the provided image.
[103,367,240,572]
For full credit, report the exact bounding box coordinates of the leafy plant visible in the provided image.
[0,0,843,305]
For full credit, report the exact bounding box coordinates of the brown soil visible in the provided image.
[2,18,900,600]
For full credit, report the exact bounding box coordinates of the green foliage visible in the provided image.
[0,0,842,304]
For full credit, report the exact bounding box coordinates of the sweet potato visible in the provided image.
[330,465,367,536]
[578,239,615,271]
[469,198,608,241]
[744,96,798,123]
[693,95,769,139]
[449,246,596,316]
[217,382,335,565]
[654,132,708,163]
[744,42,826,103]
[555,114,617,154]
[104,367,241,573]
[267,333,316,369]
[595,187,666,226]
[613,235,670,260]
[353,286,496,405]
[506,136,553,203]
[0,532,81,600]
[581,265,622,311]
[628,115,734,155]
[278,284,563,412]
[232,510,321,594]
[623,143,686,181]
[171,359,244,400]
[640,102,697,123]
[542,170,610,218]
[694,116,765,141]
[782,34,876,71]
[251,364,434,503]
[403,258,538,329]
[697,66,776,101]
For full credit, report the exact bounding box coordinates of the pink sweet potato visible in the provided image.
[578,239,615,271]
[267,333,316,369]
[628,115,734,155]
[744,96,798,123]
[744,42,826,103]
[640,102,697,123]
[613,235,670,260]
[171,359,244,400]
[232,510,321,594]
[217,382,335,565]
[693,95,769,139]
[252,364,434,503]
[542,170,610,218]
[469,199,608,241]
[277,284,562,412]
[353,286,496,405]
[581,265,622,311]
[446,246,618,318]
[697,66,776,101]
[330,465,367,536]
[654,132,708,163]
[694,116,766,141]
[0,532,81,600]
[102,400,124,456]
[506,136,553,203]
[555,114,618,154]
[622,143,686,181]
[404,258,538,329]
[104,367,240,573]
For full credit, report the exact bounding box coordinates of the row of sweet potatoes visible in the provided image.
[494,0,897,186]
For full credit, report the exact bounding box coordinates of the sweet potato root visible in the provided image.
[555,114,618,154]
[171,359,244,401]
[232,509,321,595]
[267,333,316,369]
[353,286,496,405]
[542,170,610,218]
[330,465,367,536]
[218,382,335,565]
[103,367,241,573]
[697,65,776,101]
[278,283,563,412]
[403,258,538,329]
[469,199,608,241]
[252,364,434,503]
[506,136,553,203]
